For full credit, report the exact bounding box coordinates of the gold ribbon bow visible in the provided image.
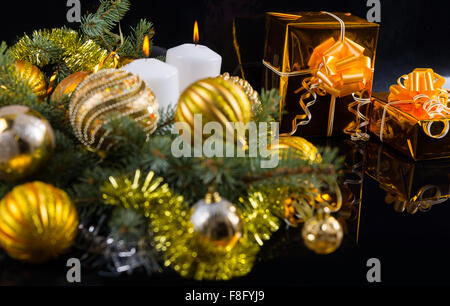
[385,68,450,139]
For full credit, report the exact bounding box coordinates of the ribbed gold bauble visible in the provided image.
[69,69,159,152]
[13,60,47,99]
[270,136,322,163]
[0,105,55,182]
[220,73,261,112]
[0,182,79,263]
[50,71,91,103]
[175,77,251,145]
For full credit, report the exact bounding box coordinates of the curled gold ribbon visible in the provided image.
[385,68,450,139]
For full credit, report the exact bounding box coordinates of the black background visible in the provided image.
[1,0,450,293]
[2,0,450,91]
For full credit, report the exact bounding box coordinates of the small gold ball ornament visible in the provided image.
[69,69,159,152]
[220,73,261,112]
[0,105,55,182]
[302,207,343,255]
[13,60,47,100]
[190,192,243,252]
[0,182,79,263]
[50,71,91,103]
[175,77,251,145]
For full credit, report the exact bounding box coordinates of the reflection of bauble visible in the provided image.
[302,209,343,255]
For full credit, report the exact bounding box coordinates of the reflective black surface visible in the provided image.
[0,138,449,287]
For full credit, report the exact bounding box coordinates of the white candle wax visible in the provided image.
[166,43,222,92]
[122,58,180,109]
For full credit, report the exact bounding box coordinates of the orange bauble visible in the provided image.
[50,71,91,103]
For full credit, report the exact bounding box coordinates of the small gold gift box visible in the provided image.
[263,12,379,138]
[366,142,449,214]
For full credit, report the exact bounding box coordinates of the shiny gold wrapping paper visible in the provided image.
[366,142,449,213]
[369,92,450,161]
[263,12,379,137]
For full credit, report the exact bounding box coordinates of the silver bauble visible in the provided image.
[190,193,243,250]
[0,105,55,182]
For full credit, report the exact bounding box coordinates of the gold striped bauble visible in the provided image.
[69,69,159,152]
[13,60,47,100]
[175,77,251,144]
[220,73,261,113]
[0,182,79,263]
[269,136,322,163]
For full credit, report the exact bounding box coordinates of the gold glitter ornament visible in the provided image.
[302,207,343,255]
[175,77,251,146]
[270,136,322,163]
[13,60,47,99]
[190,192,243,252]
[220,73,261,112]
[50,71,91,103]
[69,69,159,152]
[0,182,79,263]
[0,105,55,182]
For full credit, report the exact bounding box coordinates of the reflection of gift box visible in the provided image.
[366,142,450,214]
[263,12,379,137]
[370,91,450,161]
[310,138,366,242]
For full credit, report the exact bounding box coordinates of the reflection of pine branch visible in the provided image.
[243,165,336,184]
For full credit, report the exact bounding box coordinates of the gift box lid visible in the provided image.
[266,12,379,28]
[264,12,379,73]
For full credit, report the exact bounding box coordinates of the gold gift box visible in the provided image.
[366,142,449,214]
[263,12,379,137]
[369,92,450,161]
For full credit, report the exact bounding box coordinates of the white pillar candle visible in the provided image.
[166,43,222,92]
[122,58,180,109]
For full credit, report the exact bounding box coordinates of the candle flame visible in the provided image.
[94,51,119,72]
[193,21,199,44]
[93,63,101,73]
[143,35,150,57]
[114,54,120,68]
[46,71,58,95]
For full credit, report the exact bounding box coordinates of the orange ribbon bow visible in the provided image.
[382,68,450,140]
[307,37,373,97]
[389,68,448,106]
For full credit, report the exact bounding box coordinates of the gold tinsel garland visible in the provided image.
[10,28,114,80]
[101,170,280,281]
